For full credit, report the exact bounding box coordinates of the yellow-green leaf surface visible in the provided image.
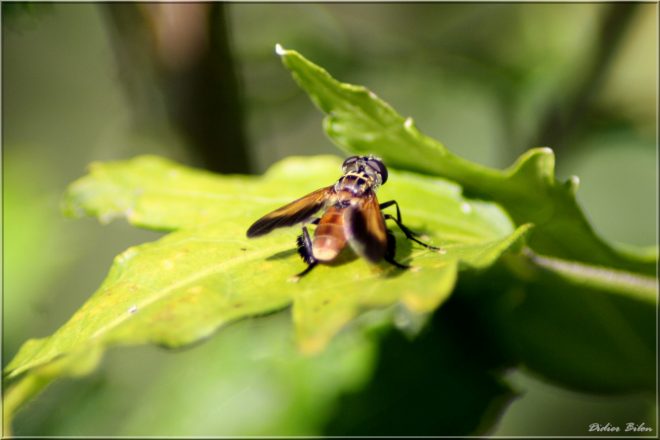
[6,155,529,392]
[277,45,657,277]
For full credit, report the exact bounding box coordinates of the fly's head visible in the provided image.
[341,155,389,188]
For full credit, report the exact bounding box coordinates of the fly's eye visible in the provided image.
[342,156,359,172]
[366,158,388,184]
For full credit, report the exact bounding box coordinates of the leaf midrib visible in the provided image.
[89,243,294,340]
[9,242,293,378]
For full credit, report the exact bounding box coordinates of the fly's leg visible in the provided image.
[292,226,318,280]
[383,213,437,249]
[380,200,443,251]
[294,263,317,279]
[379,200,407,230]
[384,229,410,269]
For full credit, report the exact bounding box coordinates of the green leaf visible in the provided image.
[460,254,656,393]
[5,155,529,420]
[277,45,656,276]
[275,45,656,395]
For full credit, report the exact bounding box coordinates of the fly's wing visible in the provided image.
[246,186,334,237]
[343,192,387,263]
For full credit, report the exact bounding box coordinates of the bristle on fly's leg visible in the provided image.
[296,234,314,264]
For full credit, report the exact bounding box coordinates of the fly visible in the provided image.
[246,155,442,279]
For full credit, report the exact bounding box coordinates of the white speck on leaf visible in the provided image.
[460,203,472,214]
[117,247,138,265]
[128,305,138,314]
[99,212,117,225]
[404,117,413,129]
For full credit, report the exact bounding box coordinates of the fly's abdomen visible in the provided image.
[312,208,347,262]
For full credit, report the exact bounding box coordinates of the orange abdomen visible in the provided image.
[312,207,347,262]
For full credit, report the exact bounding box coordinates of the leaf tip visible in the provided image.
[565,175,580,194]
[275,43,286,56]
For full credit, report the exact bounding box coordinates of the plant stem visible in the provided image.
[522,247,657,302]
[2,374,57,437]
[534,3,640,157]
[102,4,250,173]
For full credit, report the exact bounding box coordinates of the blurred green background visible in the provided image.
[3,3,656,436]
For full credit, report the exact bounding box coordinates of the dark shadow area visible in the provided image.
[265,248,298,261]
[323,293,516,436]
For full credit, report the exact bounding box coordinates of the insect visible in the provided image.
[246,155,442,279]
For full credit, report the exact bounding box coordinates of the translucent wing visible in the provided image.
[343,192,387,263]
[246,186,335,238]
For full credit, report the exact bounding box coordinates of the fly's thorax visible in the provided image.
[334,172,378,196]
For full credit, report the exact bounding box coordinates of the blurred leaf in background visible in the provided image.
[3,2,656,437]
[3,1,171,356]
[3,151,64,359]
